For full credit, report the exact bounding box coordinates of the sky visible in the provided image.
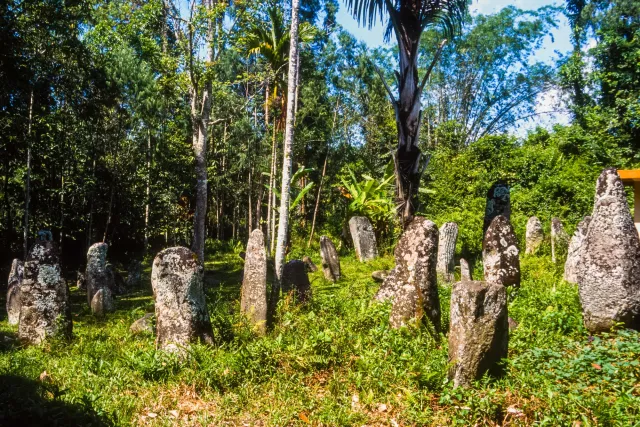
[335,0,573,133]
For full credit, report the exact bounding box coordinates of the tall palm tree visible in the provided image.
[345,0,468,224]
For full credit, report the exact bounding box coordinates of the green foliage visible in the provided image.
[339,165,395,224]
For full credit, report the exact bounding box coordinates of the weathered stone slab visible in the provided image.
[371,270,389,283]
[578,169,640,332]
[525,216,544,255]
[282,260,312,303]
[90,288,114,317]
[460,258,472,281]
[241,229,268,333]
[18,242,72,345]
[437,222,458,282]
[483,216,520,287]
[151,247,214,352]
[76,271,86,290]
[375,217,440,331]
[564,216,591,284]
[551,217,569,263]
[448,280,508,387]
[483,182,511,235]
[86,243,115,313]
[130,313,154,335]
[349,216,378,262]
[6,259,24,325]
[320,236,341,282]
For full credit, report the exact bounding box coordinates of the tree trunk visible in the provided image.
[248,167,253,234]
[266,124,276,252]
[274,0,301,282]
[103,182,115,243]
[144,130,152,252]
[307,153,327,248]
[23,88,34,259]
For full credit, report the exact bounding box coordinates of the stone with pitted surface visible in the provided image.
[483,182,511,235]
[460,258,472,281]
[241,230,268,334]
[86,243,115,313]
[349,216,378,262]
[483,216,520,287]
[6,259,24,325]
[525,216,544,255]
[320,236,341,282]
[564,216,591,284]
[437,222,458,282]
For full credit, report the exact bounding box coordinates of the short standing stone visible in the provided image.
[18,242,72,345]
[302,256,318,272]
[281,260,312,303]
[483,215,520,287]
[320,236,341,282]
[241,229,268,333]
[551,217,570,263]
[349,216,378,262]
[152,247,214,352]
[437,222,458,282]
[460,258,472,281]
[90,288,114,317]
[525,216,544,255]
[6,259,24,325]
[130,313,154,334]
[483,182,511,235]
[76,271,86,290]
[578,169,640,332]
[448,281,508,387]
[375,217,440,330]
[371,270,389,282]
[127,260,142,287]
[564,216,591,284]
[86,243,115,313]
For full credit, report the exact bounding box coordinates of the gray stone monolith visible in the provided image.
[282,260,312,303]
[18,242,72,345]
[241,229,268,334]
[483,215,520,287]
[90,288,114,317]
[448,280,508,387]
[127,260,142,287]
[86,243,115,313]
[578,169,640,332]
[375,217,440,330]
[349,216,378,262]
[76,271,86,290]
[320,236,341,282]
[6,259,24,325]
[151,247,214,352]
[483,182,511,235]
[437,222,458,282]
[564,216,592,284]
[551,217,570,263]
[525,216,544,255]
[460,258,472,281]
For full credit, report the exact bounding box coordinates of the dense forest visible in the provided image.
[1,0,640,425]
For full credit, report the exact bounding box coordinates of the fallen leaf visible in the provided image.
[592,363,602,370]
[377,403,388,413]
[299,412,310,424]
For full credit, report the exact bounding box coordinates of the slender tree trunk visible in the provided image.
[307,153,327,248]
[103,183,115,243]
[266,124,276,252]
[23,88,34,259]
[144,130,152,252]
[275,0,301,281]
[59,174,65,250]
[248,167,253,234]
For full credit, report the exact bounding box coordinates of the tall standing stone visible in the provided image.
[483,182,511,235]
[320,236,341,282]
[6,259,24,325]
[348,216,378,262]
[437,222,458,282]
[483,215,520,287]
[578,169,640,332]
[448,280,508,387]
[564,216,592,284]
[151,247,214,352]
[525,216,544,255]
[460,258,472,281]
[86,243,115,314]
[551,217,569,263]
[281,260,312,303]
[18,242,72,345]
[241,230,268,334]
[375,217,440,330]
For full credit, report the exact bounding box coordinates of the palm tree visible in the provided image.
[345,0,467,224]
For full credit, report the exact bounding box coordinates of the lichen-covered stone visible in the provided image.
[152,247,214,352]
[349,216,378,262]
[551,217,569,263]
[375,217,440,330]
[448,281,508,387]
[564,216,591,284]
[282,260,312,303]
[483,216,520,287]
[130,313,154,335]
[6,259,24,325]
[371,270,389,282]
[127,260,142,287]
[320,236,341,282]
[525,216,544,255]
[483,182,511,235]
[241,230,268,334]
[460,258,472,281]
[76,271,86,290]
[18,242,72,345]
[86,243,115,313]
[578,169,640,332]
[437,222,458,282]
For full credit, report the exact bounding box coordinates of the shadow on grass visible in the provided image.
[0,374,113,426]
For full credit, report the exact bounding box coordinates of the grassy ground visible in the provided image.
[0,247,639,426]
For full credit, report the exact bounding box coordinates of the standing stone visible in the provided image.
[90,288,114,317]
[86,243,115,313]
[302,256,318,272]
[483,182,511,235]
[320,236,341,282]
[437,222,458,282]
[18,242,72,345]
[448,281,508,387]
[281,260,312,303]
[151,247,214,352]
[460,258,472,281]
[107,263,127,295]
[525,216,544,255]
[130,313,154,334]
[240,229,268,334]
[375,217,440,330]
[578,169,640,332]
[551,217,570,263]
[483,216,520,287]
[348,216,378,262]
[6,259,24,325]
[76,271,86,290]
[127,260,142,287]
[564,216,592,284]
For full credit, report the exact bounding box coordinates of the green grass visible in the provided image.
[0,250,639,426]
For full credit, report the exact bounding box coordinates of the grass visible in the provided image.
[0,246,639,426]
